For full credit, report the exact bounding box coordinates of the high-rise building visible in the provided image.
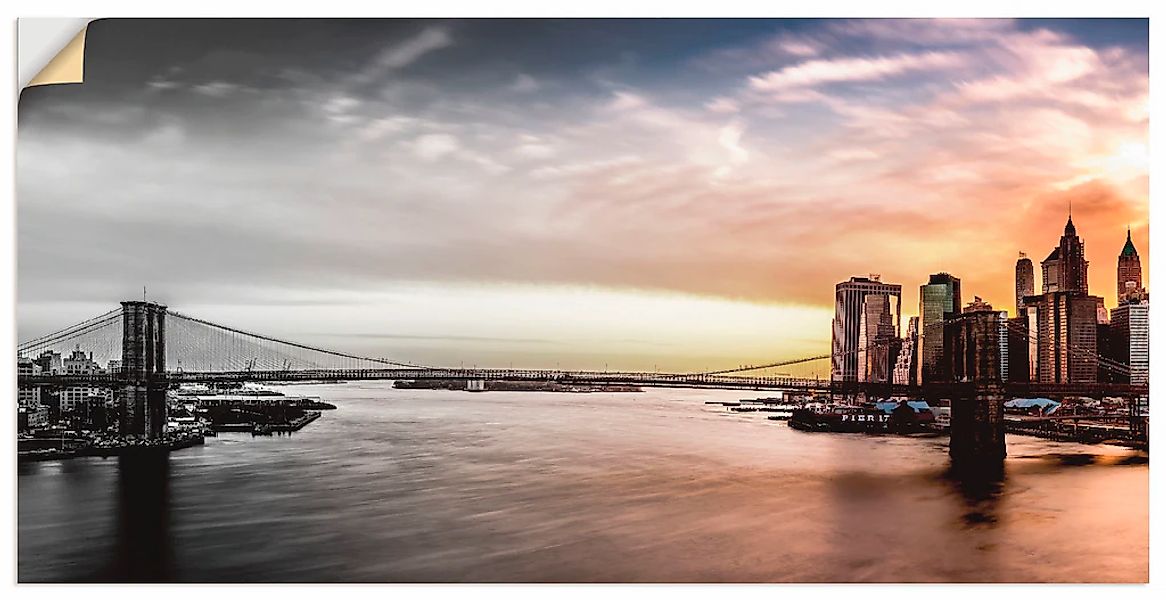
[1023,301,1040,381]
[1033,291,1104,384]
[858,293,899,382]
[1005,315,1030,383]
[916,273,961,384]
[1117,228,1146,305]
[943,298,1010,383]
[1041,215,1089,294]
[1015,252,1034,317]
[831,276,902,382]
[1109,302,1149,385]
[892,316,919,386]
[1028,212,1105,384]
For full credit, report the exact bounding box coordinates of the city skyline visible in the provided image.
[17,18,1149,372]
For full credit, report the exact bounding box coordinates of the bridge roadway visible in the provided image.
[17,368,1149,399]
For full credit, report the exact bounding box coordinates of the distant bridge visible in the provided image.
[19,367,1148,400]
[17,300,1148,454]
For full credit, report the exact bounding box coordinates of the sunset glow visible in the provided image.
[17,18,1149,372]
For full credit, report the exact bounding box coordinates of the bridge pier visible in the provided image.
[948,384,1006,465]
[119,301,168,439]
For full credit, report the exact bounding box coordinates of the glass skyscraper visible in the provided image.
[916,272,961,384]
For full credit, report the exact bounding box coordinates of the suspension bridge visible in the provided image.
[17,300,1148,458]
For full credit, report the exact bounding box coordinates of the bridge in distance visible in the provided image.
[20,366,1148,401]
[18,300,1146,398]
[17,300,1148,460]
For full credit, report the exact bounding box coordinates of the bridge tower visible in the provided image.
[120,301,168,439]
[948,384,1006,464]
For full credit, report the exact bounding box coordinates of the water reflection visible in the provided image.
[18,385,1150,583]
[944,460,1005,528]
[101,453,175,582]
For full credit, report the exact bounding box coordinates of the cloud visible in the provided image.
[352,26,453,84]
[718,120,748,162]
[705,97,740,114]
[828,148,879,162]
[607,91,648,111]
[15,18,1148,365]
[510,73,540,93]
[192,81,242,97]
[375,26,452,70]
[355,116,417,142]
[514,142,556,160]
[748,51,963,91]
[410,133,461,160]
[831,18,1016,44]
[777,39,819,57]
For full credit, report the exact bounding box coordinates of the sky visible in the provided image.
[16,18,1149,373]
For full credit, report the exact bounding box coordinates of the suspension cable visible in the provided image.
[17,309,122,352]
[163,309,429,369]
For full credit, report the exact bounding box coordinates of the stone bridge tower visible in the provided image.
[120,301,167,439]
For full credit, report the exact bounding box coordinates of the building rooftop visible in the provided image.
[1121,228,1139,257]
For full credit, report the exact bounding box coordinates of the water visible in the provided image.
[18,383,1148,582]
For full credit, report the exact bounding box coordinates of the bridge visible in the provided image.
[17,301,1148,462]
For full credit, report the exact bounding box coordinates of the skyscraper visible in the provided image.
[892,316,919,386]
[1031,213,1101,384]
[916,273,961,384]
[1040,215,1089,294]
[831,276,902,382]
[1109,302,1149,385]
[857,293,898,382]
[1015,252,1034,317]
[1034,291,1103,384]
[1117,228,1145,305]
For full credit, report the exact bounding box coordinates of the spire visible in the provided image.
[1121,227,1138,257]
[1064,213,1076,237]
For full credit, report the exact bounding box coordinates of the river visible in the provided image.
[17,383,1148,582]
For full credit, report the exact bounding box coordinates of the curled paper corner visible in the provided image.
[20,18,94,90]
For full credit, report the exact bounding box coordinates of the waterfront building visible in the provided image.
[1117,228,1146,305]
[17,357,42,406]
[1040,215,1089,294]
[916,273,961,384]
[18,404,50,432]
[892,316,919,386]
[60,347,110,413]
[943,298,1009,383]
[1109,301,1149,385]
[1015,252,1034,318]
[831,275,902,382]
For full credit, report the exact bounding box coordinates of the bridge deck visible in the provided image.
[17,368,1149,398]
